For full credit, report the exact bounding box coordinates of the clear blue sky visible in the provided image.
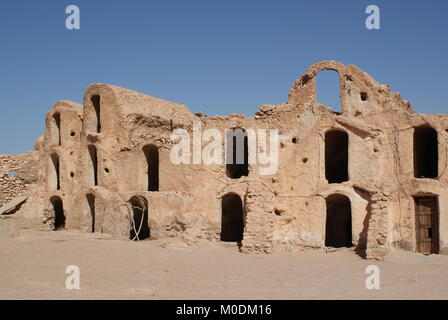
[1,0,447,154]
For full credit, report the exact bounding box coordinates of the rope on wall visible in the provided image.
[126,197,147,241]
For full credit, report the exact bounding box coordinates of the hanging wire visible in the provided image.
[127,197,147,241]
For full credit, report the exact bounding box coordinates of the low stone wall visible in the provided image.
[0,152,37,207]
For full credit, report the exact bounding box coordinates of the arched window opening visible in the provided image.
[221,193,244,242]
[128,196,150,241]
[50,196,65,230]
[316,70,342,113]
[325,130,348,184]
[86,193,95,233]
[88,145,98,186]
[226,128,248,179]
[325,194,352,248]
[143,145,159,191]
[414,126,438,179]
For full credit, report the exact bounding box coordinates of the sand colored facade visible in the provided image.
[2,61,448,260]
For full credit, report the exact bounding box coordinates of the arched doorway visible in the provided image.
[325,130,348,184]
[128,196,150,241]
[221,193,244,242]
[50,196,65,230]
[325,194,352,248]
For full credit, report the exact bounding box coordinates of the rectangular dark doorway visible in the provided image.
[414,196,439,254]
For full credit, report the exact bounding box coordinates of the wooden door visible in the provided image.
[415,197,439,254]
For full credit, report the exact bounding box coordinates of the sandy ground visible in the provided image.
[1,230,448,300]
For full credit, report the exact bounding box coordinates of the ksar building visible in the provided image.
[1,61,447,260]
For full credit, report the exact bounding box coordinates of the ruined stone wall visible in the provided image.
[6,60,448,259]
[0,152,37,207]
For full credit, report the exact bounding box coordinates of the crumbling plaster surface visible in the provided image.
[2,60,448,259]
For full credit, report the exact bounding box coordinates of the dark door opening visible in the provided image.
[221,193,244,242]
[50,196,65,230]
[86,193,95,232]
[414,126,438,179]
[325,194,352,248]
[129,196,150,241]
[143,145,159,191]
[226,128,249,179]
[414,196,439,254]
[325,130,348,184]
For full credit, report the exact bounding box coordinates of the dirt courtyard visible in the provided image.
[1,230,447,300]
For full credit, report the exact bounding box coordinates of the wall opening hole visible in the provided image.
[50,196,65,230]
[128,196,150,241]
[70,131,75,137]
[226,128,249,179]
[143,145,159,191]
[325,130,349,184]
[316,70,341,113]
[302,158,308,163]
[414,126,438,179]
[88,145,98,186]
[86,193,95,233]
[90,95,101,133]
[221,193,244,242]
[325,194,352,248]
[360,92,368,101]
[50,153,60,190]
